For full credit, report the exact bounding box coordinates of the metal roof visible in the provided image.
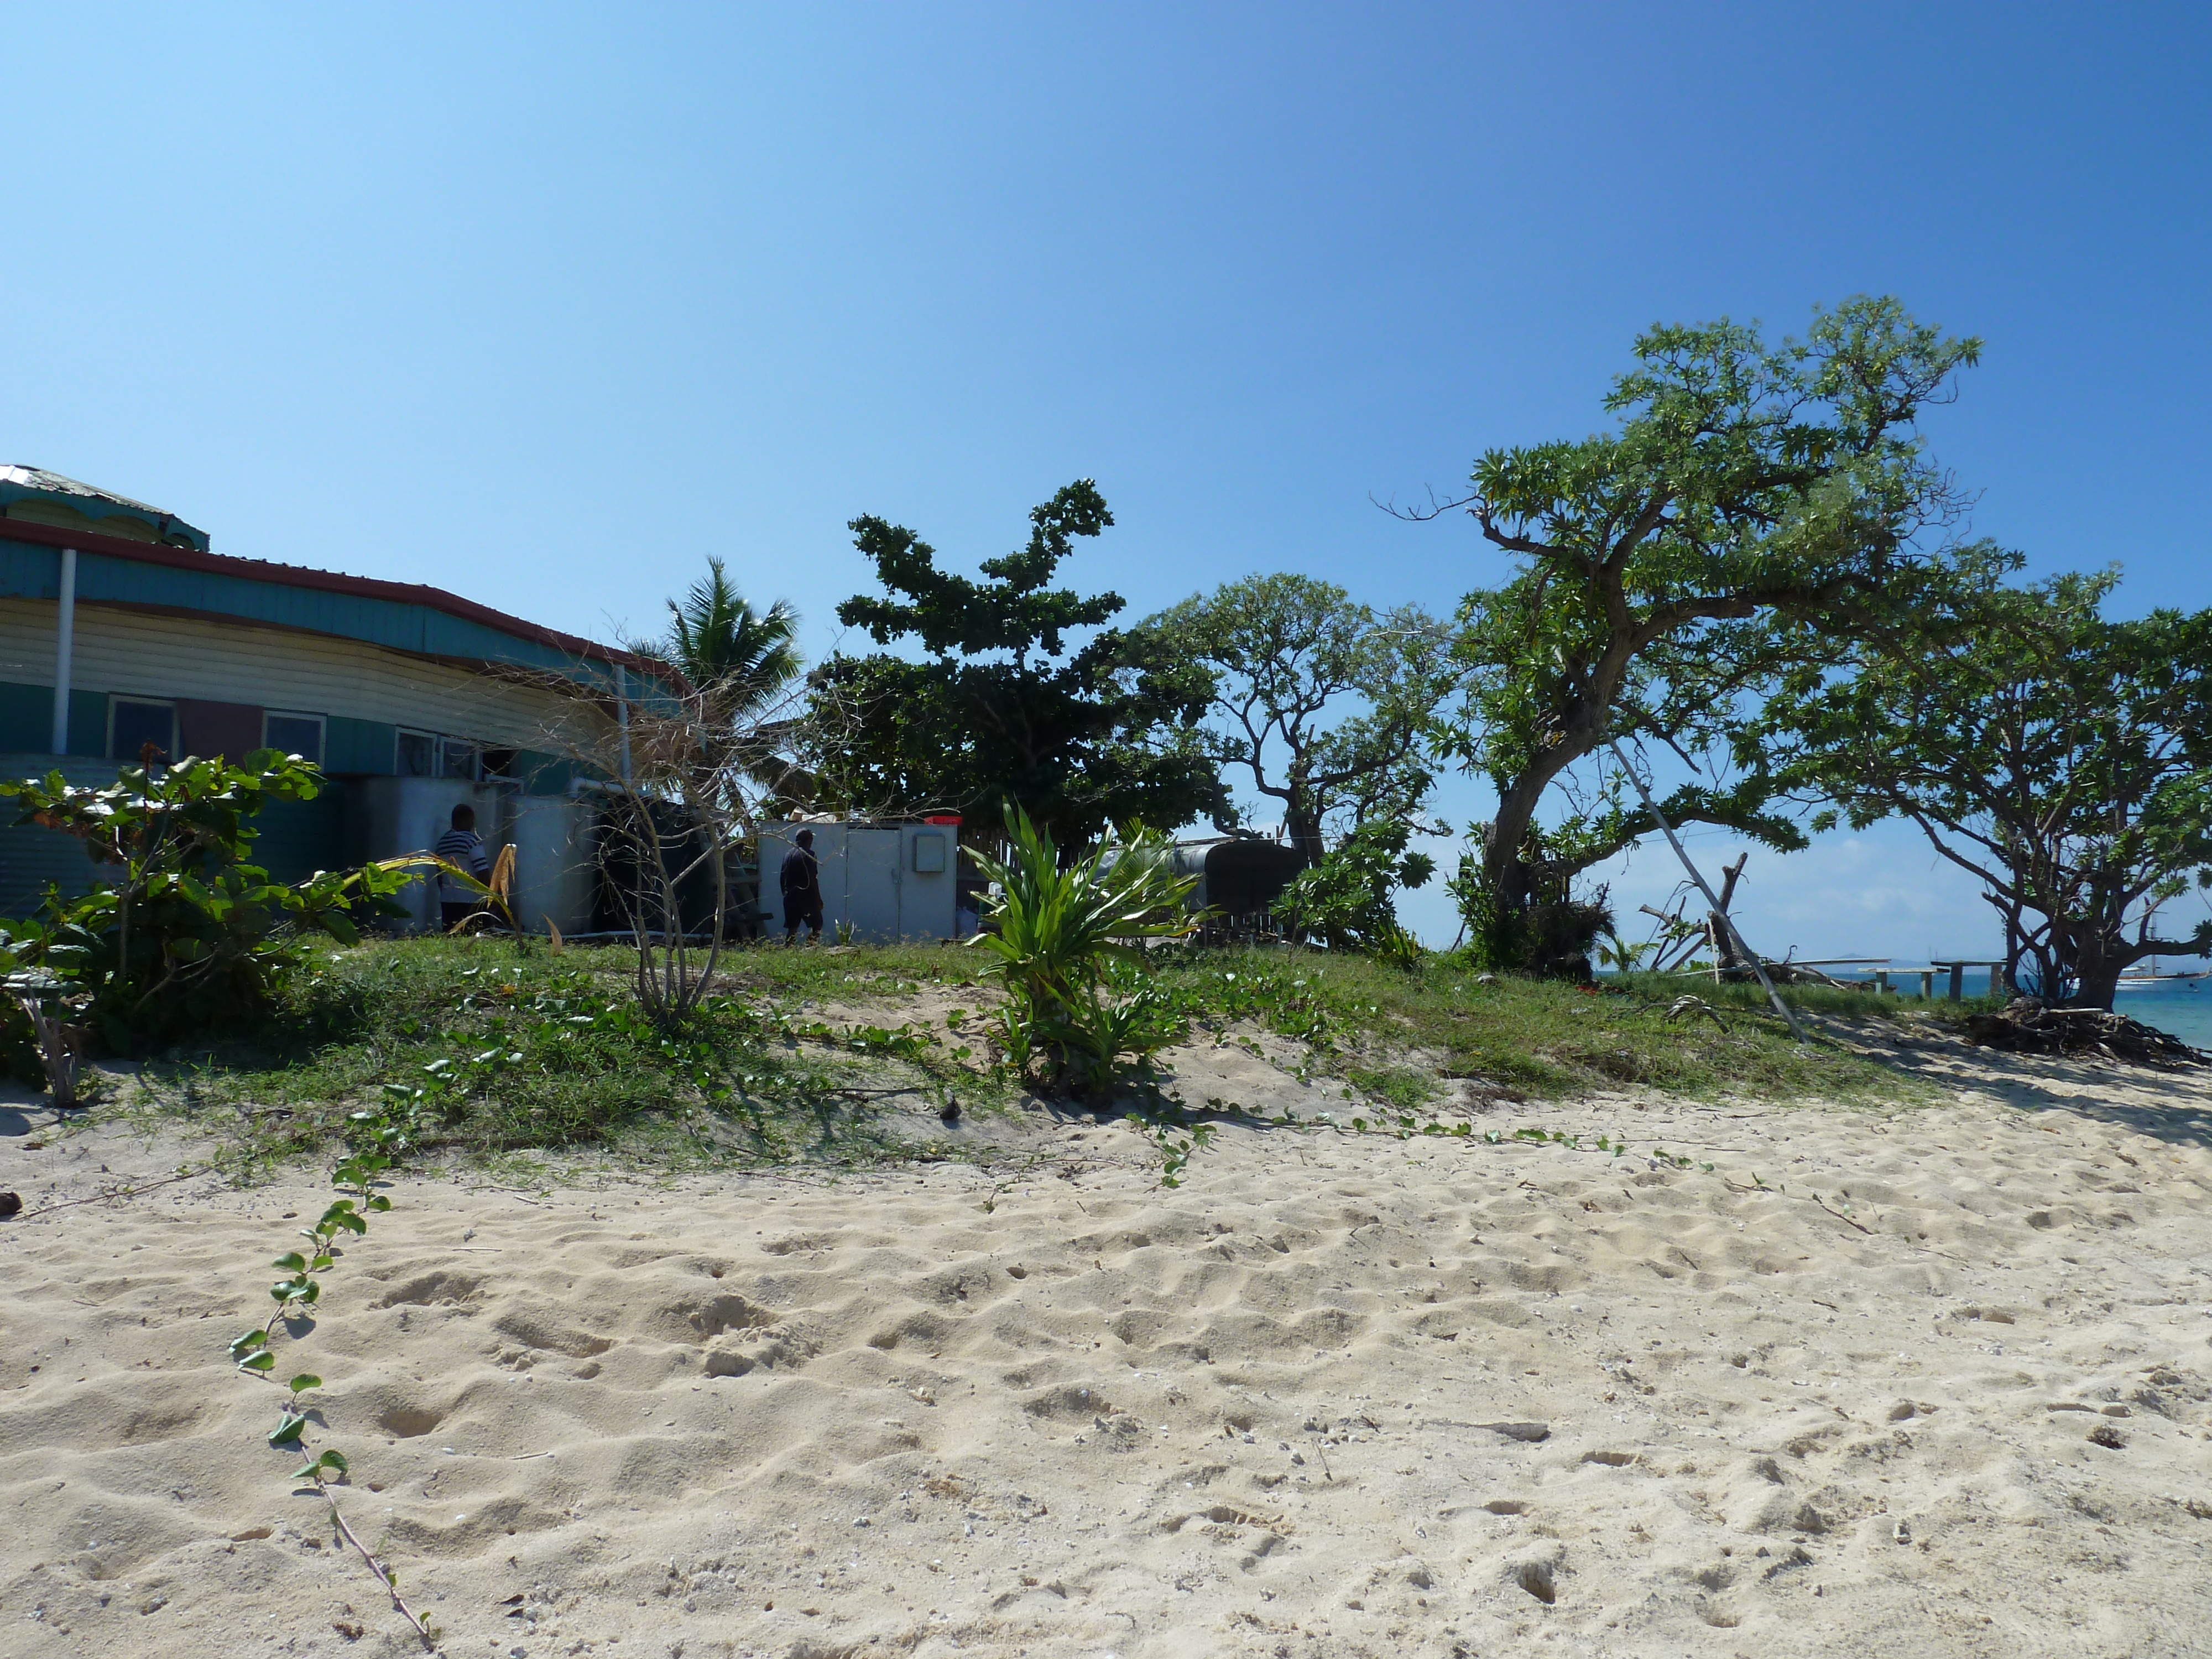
[0,465,211,551]
[0,505,681,692]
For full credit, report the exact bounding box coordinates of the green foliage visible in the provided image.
[659,557,806,807]
[1149,573,1455,863]
[226,1090,437,1647]
[0,753,411,1067]
[969,805,1198,1095]
[664,557,802,719]
[1756,566,2212,1008]
[1446,845,1614,977]
[1434,296,1979,928]
[813,481,1224,842]
[1594,932,1654,973]
[1274,819,1433,958]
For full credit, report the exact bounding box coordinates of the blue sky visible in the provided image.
[5,4,2208,955]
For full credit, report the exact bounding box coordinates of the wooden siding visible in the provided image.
[0,598,615,758]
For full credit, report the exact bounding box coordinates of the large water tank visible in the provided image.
[1172,836,1307,925]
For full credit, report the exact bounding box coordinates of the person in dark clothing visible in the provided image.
[435,802,492,932]
[780,827,823,943]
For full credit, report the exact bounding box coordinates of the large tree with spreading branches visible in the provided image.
[1756,565,2212,1010]
[1413,295,1981,964]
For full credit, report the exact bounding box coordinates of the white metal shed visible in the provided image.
[757,820,959,942]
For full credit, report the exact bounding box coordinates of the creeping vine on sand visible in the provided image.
[227,1095,439,1648]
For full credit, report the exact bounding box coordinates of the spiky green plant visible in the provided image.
[968,805,1197,1093]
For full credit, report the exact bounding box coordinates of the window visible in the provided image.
[263,711,326,766]
[109,697,176,764]
[397,729,436,776]
[439,739,481,781]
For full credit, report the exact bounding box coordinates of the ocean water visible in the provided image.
[2109,978,2212,1049]
[1823,971,2212,1050]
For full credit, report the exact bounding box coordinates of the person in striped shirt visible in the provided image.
[435,803,492,931]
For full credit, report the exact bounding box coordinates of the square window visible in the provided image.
[263,712,325,766]
[439,739,480,781]
[397,730,436,776]
[109,698,175,764]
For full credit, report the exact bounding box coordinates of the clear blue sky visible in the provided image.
[6,4,2208,956]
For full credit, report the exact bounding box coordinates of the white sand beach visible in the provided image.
[6,1036,2212,1658]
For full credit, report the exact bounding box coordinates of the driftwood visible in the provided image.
[1964,999,2207,1067]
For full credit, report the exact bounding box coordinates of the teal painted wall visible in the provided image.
[514,748,575,796]
[0,682,98,754]
[253,787,349,883]
[70,688,106,757]
[0,681,48,752]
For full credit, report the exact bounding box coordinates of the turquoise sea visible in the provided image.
[2107,978,2212,1050]
[1822,971,2212,1050]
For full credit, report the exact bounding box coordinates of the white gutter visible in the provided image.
[50,547,76,755]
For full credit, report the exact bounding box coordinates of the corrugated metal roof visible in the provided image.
[0,465,212,551]
[0,517,684,705]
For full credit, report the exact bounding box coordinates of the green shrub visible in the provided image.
[0,753,412,1082]
[1274,820,1433,958]
[969,805,1197,1095]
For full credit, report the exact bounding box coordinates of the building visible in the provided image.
[0,466,669,929]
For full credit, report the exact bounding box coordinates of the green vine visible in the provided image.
[227,1099,438,1648]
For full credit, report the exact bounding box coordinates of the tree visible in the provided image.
[655,559,808,808]
[813,481,1223,843]
[1151,573,1455,867]
[1417,296,1979,963]
[1273,818,1434,961]
[1756,567,2212,1010]
[529,653,820,1031]
[664,557,802,722]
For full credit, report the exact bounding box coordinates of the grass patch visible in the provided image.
[1611,969,2008,1028]
[115,934,1008,1180]
[91,935,1937,1182]
[1165,949,1926,1103]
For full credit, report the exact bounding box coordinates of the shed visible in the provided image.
[757,820,960,943]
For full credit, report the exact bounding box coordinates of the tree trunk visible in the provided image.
[2070,958,2126,1013]
[1284,802,1327,870]
[1480,760,1566,917]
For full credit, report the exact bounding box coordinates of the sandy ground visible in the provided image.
[5,1032,2212,1659]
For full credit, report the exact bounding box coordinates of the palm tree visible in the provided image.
[664,557,802,723]
[659,559,808,810]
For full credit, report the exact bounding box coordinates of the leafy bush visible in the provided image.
[1446,848,1612,979]
[1274,820,1433,959]
[969,805,1197,1095]
[0,753,412,1081]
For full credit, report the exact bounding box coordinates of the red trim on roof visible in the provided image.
[0,516,675,680]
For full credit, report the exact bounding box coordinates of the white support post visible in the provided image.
[615,664,633,784]
[50,547,76,755]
